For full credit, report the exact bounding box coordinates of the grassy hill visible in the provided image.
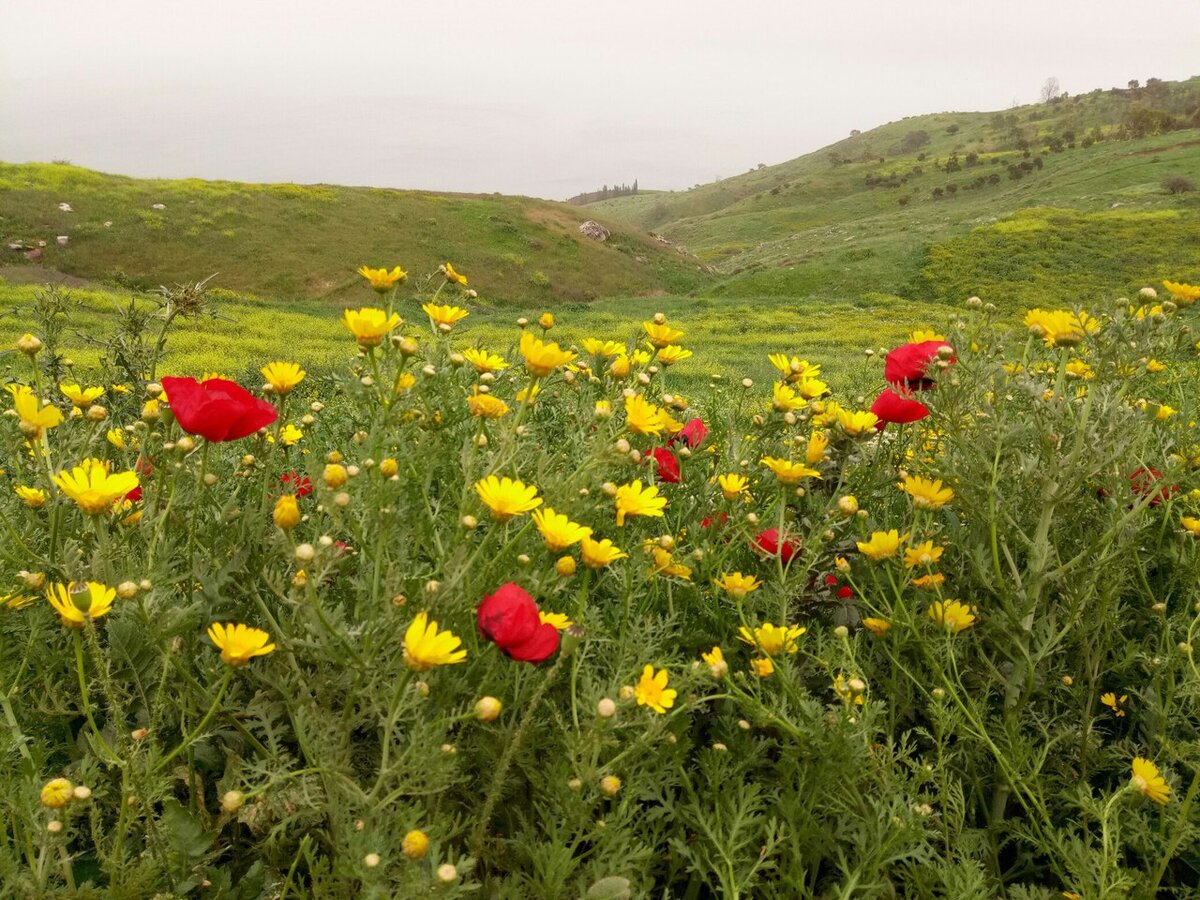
[0,163,708,304]
[591,78,1200,306]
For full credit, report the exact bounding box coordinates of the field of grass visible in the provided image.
[0,163,709,305]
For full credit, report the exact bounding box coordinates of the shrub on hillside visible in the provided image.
[1163,175,1196,194]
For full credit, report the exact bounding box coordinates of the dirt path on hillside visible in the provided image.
[0,265,96,288]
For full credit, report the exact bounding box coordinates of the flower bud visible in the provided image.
[568,777,582,790]
[379,458,398,478]
[601,482,618,498]
[363,853,381,869]
[323,464,348,488]
[931,687,946,700]
[436,864,459,884]
[41,778,74,809]
[597,698,616,718]
[837,495,859,516]
[402,829,430,859]
[221,791,244,814]
[116,581,139,599]
[47,820,63,834]
[600,775,622,797]
[295,543,315,563]
[833,625,848,638]
[273,494,301,530]
[556,556,577,577]
[474,696,502,721]
[461,515,478,530]
[16,333,43,356]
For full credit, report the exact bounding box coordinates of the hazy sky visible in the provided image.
[3,1,1198,199]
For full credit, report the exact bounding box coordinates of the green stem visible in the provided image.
[154,667,233,773]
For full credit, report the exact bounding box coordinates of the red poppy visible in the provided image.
[282,472,313,497]
[884,341,953,390]
[836,586,854,600]
[700,513,730,529]
[870,387,930,427]
[1130,467,1178,507]
[752,528,800,564]
[476,582,560,663]
[651,447,681,483]
[161,376,278,443]
[824,574,838,586]
[669,418,709,449]
[124,486,143,504]
[136,457,154,477]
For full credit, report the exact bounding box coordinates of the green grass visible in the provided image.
[0,162,709,305]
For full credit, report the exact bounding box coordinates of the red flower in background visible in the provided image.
[162,376,278,443]
[670,418,709,449]
[752,528,800,564]
[651,447,681,483]
[700,513,730,530]
[282,472,313,497]
[1130,467,1178,507]
[884,341,953,391]
[871,387,930,427]
[124,486,143,504]
[477,582,560,663]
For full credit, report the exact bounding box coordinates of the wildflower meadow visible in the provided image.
[2,264,1200,898]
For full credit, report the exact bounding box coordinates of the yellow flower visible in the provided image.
[1101,692,1127,717]
[714,572,762,600]
[555,555,577,576]
[856,530,906,561]
[1154,403,1178,421]
[1064,359,1094,380]
[46,581,116,628]
[538,312,555,330]
[909,329,946,343]
[1130,757,1171,804]
[805,430,829,465]
[656,345,692,366]
[1163,280,1200,306]
[833,674,865,706]
[273,494,301,530]
[624,394,668,436]
[1181,516,1200,536]
[761,457,821,485]
[475,475,542,520]
[402,830,430,859]
[515,383,541,405]
[423,303,470,331]
[403,611,467,671]
[462,348,509,373]
[911,573,946,589]
[207,622,276,665]
[107,428,128,449]
[810,399,843,427]
[738,622,805,656]
[261,361,306,394]
[3,593,36,611]
[607,355,633,378]
[928,600,976,633]
[594,399,613,419]
[899,475,953,509]
[580,534,627,568]
[649,547,692,580]
[53,458,139,515]
[1145,358,1167,374]
[837,409,880,437]
[519,331,576,376]
[643,321,685,348]
[718,473,749,501]
[59,383,105,408]
[15,486,47,508]
[633,665,677,714]
[539,610,573,629]
[771,382,806,412]
[749,657,775,678]
[342,307,401,347]
[582,338,625,357]
[1023,308,1100,347]
[395,372,416,394]
[357,264,407,291]
[532,508,592,551]
[768,354,821,383]
[9,385,63,437]
[904,540,944,569]
[41,778,74,809]
[466,389,510,419]
[443,262,468,285]
[701,646,728,678]
[795,377,828,400]
[614,480,666,526]
[862,617,891,636]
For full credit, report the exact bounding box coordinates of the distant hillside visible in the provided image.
[0,163,709,305]
[592,77,1200,307]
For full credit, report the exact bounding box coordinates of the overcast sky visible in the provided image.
[2,1,1198,200]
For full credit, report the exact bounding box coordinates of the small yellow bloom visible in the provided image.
[1023,308,1099,347]
[1146,359,1167,374]
[738,622,805,656]
[539,610,573,629]
[357,264,407,291]
[903,540,944,569]
[106,428,128,449]
[856,530,906,562]
[443,262,468,285]
[633,665,677,714]
[761,457,821,485]
[462,348,509,374]
[342,307,401,347]
[1101,691,1127,717]
[53,458,139,515]
[515,383,541,404]
[701,646,728,678]
[582,338,625,357]
[59,383,105,408]
[533,508,591,551]
[837,409,880,437]
[862,617,891,636]
[538,312,555,330]
[262,361,306,394]
[911,572,946,589]
[15,486,47,508]
[9,385,63,437]
[580,534,627,568]
[519,330,576,376]
[402,829,430,859]
[395,372,416,394]
[41,778,74,809]
[1162,279,1200,306]
[718,473,749,501]
[1064,359,1094,380]
[466,389,510,419]
[403,612,466,671]
[649,547,692,580]
[656,345,692,366]
[1130,757,1171,804]
[555,555,577,576]
[614,480,666,526]
[207,622,276,665]
[714,572,762,600]
[772,382,806,412]
[475,475,542,520]
[899,475,953,509]
[928,600,976,633]
[273,494,301,530]
[833,674,865,706]
[805,431,829,465]
[643,321,685,348]
[423,303,470,330]
[1181,516,1200,536]
[624,394,668,436]
[46,582,116,628]
[749,657,775,678]
[607,355,633,378]
[795,377,829,400]
[323,463,348,488]
[768,354,821,383]
[3,593,36,611]
[909,329,946,343]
